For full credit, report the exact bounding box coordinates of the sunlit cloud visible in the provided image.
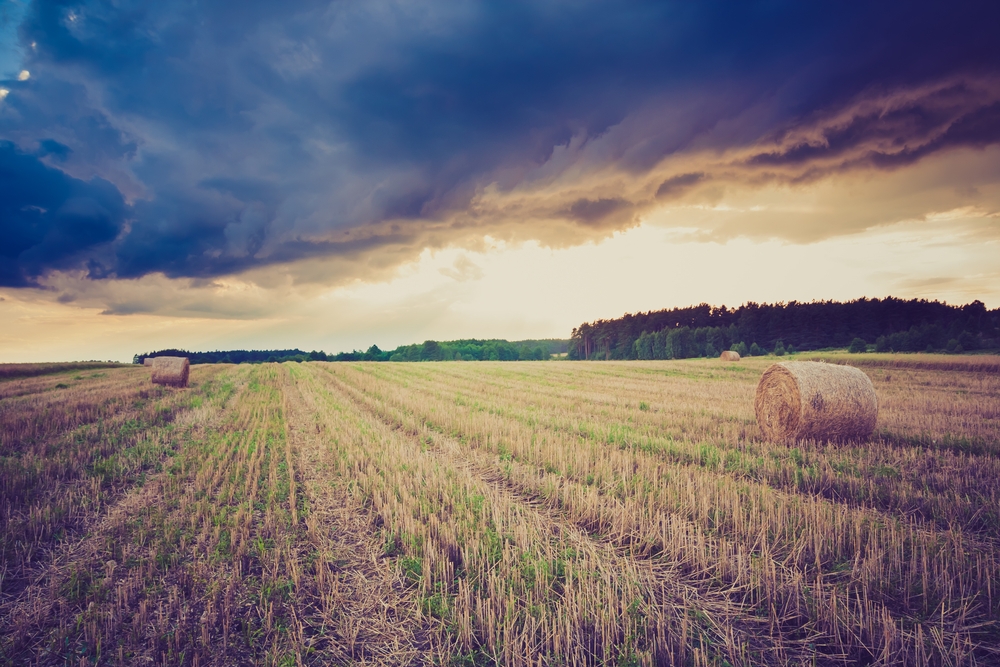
[4,206,996,363]
[439,255,485,282]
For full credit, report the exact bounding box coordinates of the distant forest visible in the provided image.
[134,339,569,365]
[569,298,1000,360]
[134,298,1000,365]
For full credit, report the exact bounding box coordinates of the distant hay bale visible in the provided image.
[151,356,190,388]
[143,358,154,367]
[720,350,741,361]
[755,361,877,443]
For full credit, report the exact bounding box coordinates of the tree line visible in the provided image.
[569,298,999,360]
[134,339,569,365]
[349,339,567,362]
[134,349,318,365]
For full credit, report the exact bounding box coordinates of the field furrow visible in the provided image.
[363,361,1000,537]
[323,361,1000,665]
[294,363,776,665]
[0,364,239,663]
[0,366,229,599]
[1,364,334,667]
[1,357,996,666]
[281,365,440,664]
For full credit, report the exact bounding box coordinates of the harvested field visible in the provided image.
[0,361,122,381]
[0,355,998,666]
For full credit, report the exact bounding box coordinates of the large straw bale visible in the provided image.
[754,361,877,442]
[720,350,741,361]
[143,358,154,367]
[151,356,190,388]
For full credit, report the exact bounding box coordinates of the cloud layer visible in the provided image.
[1,0,999,307]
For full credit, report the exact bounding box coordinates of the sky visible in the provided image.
[1,0,999,362]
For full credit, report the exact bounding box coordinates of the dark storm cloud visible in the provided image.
[2,0,999,289]
[745,82,1000,174]
[656,173,705,199]
[566,198,630,226]
[37,138,71,160]
[0,141,126,286]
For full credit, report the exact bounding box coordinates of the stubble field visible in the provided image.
[1,355,998,666]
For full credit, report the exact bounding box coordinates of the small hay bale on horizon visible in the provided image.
[143,358,155,367]
[151,356,190,388]
[754,361,877,443]
[720,350,741,361]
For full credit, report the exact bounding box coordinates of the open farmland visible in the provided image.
[1,356,999,666]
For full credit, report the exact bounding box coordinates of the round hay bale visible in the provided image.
[143,358,155,367]
[754,361,877,442]
[720,350,741,361]
[151,356,190,388]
